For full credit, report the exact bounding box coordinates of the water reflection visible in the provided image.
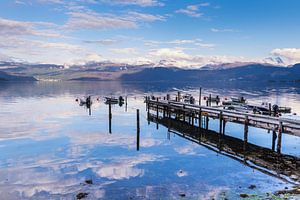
[148,114,300,184]
[0,81,299,199]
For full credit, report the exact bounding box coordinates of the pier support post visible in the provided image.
[244,116,249,151]
[147,98,150,125]
[277,121,283,154]
[136,109,140,151]
[205,115,209,130]
[192,113,194,126]
[156,98,159,129]
[199,108,202,128]
[109,103,112,134]
[219,111,223,134]
[222,120,226,135]
[272,130,277,151]
[125,96,128,112]
[199,87,202,106]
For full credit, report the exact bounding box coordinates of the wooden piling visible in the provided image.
[136,109,140,151]
[125,96,128,112]
[156,98,159,118]
[109,103,112,134]
[199,108,202,128]
[199,87,202,106]
[222,120,226,135]
[192,113,194,126]
[219,111,223,134]
[272,130,277,151]
[205,115,209,130]
[277,121,283,154]
[244,116,249,151]
[167,94,170,101]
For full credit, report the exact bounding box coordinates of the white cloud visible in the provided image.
[144,39,206,47]
[176,3,209,18]
[83,39,119,45]
[127,11,165,22]
[0,18,60,38]
[65,11,137,30]
[110,48,138,55]
[102,0,164,7]
[148,48,248,68]
[64,10,164,30]
[195,42,216,48]
[211,28,239,33]
[271,48,300,65]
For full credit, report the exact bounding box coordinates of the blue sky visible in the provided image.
[0,0,300,67]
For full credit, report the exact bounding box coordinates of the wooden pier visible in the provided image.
[146,98,300,154]
[148,114,300,184]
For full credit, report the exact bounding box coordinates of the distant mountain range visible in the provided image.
[122,63,300,83]
[0,71,37,81]
[0,61,300,83]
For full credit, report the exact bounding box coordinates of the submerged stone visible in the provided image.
[76,192,88,199]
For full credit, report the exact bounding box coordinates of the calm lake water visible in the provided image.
[0,81,299,200]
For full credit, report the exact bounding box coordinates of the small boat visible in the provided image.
[104,96,125,106]
[104,97,119,104]
[76,96,92,107]
[222,97,246,106]
[182,94,195,104]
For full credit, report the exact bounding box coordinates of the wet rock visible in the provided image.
[85,179,93,185]
[179,192,186,197]
[274,187,300,196]
[240,193,249,198]
[248,184,256,189]
[290,175,299,180]
[76,192,88,199]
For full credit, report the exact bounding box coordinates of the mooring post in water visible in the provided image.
[244,116,249,151]
[199,108,202,128]
[147,97,150,125]
[272,130,277,151]
[156,98,159,129]
[199,87,202,106]
[167,94,170,101]
[219,111,223,134]
[109,102,112,134]
[156,98,159,118]
[88,106,91,116]
[222,120,226,135]
[277,121,283,154]
[269,103,272,116]
[182,104,185,121]
[209,94,212,106]
[178,91,181,102]
[125,96,128,112]
[205,115,209,130]
[136,109,140,151]
[145,96,148,111]
[192,112,195,126]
